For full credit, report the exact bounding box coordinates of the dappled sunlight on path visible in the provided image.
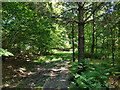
[5,56,71,89]
[43,60,71,89]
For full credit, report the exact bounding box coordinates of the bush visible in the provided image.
[75,49,104,59]
[84,52,91,58]
[69,59,115,89]
[93,53,103,59]
[75,50,91,58]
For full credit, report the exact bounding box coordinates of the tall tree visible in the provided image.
[77,2,85,60]
[90,14,95,58]
[111,27,115,66]
[52,2,112,62]
[72,21,75,62]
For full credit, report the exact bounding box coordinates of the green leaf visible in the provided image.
[0,48,14,57]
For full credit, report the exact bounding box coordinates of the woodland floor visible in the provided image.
[2,54,71,89]
[2,52,120,89]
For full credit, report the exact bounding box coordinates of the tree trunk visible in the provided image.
[72,22,75,62]
[111,28,115,66]
[106,36,109,59]
[119,28,120,55]
[118,27,120,65]
[78,2,84,61]
[90,15,95,58]
[96,35,97,53]
[102,29,105,60]
[107,36,109,49]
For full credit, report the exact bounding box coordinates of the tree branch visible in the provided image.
[85,13,106,24]
[82,2,86,8]
[52,16,70,20]
[66,21,71,25]
[84,2,105,22]
[51,16,79,24]
[62,8,78,14]
[84,3,94,9]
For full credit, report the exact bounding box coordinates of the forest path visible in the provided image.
[12,56,71,89]
[43,60,71,89]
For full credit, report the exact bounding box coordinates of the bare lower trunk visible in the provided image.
[118,27,120,60]
[72,22,75,62]
[90,16,95,58]
[96,35,97,53]
[111,28,115,66]
[118,27,120,65]
[102,29,105,60]
[78,3,84,61]
[107,36,109,49]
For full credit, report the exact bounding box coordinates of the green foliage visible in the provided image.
[2,2,119,63]
[0,48,14,56]
[2,2,120,89]
[2,2,58,56]
[33,55,64,64]
[93,53,104,59]
[75,49,104,59]
[69,60,115,89]
[2,2,72,56]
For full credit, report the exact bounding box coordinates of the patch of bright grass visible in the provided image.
[54,51,72,56]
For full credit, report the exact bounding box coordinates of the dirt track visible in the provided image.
[8,59,71,89]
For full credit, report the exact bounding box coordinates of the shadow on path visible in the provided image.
[10,57,71,89]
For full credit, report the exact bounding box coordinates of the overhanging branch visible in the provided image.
[62,8,78,14]
[82,2,86,8]
[84,2,105,22]
[85,13,106,24]
[51,16,79,24]
[52,16,70,20]
[66,21,71,25]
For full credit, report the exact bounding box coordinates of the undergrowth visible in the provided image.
[69,59,115,89]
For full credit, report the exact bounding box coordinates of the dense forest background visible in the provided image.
[1,2,120,89]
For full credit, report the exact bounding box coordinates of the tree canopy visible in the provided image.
[2,2,120,89]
